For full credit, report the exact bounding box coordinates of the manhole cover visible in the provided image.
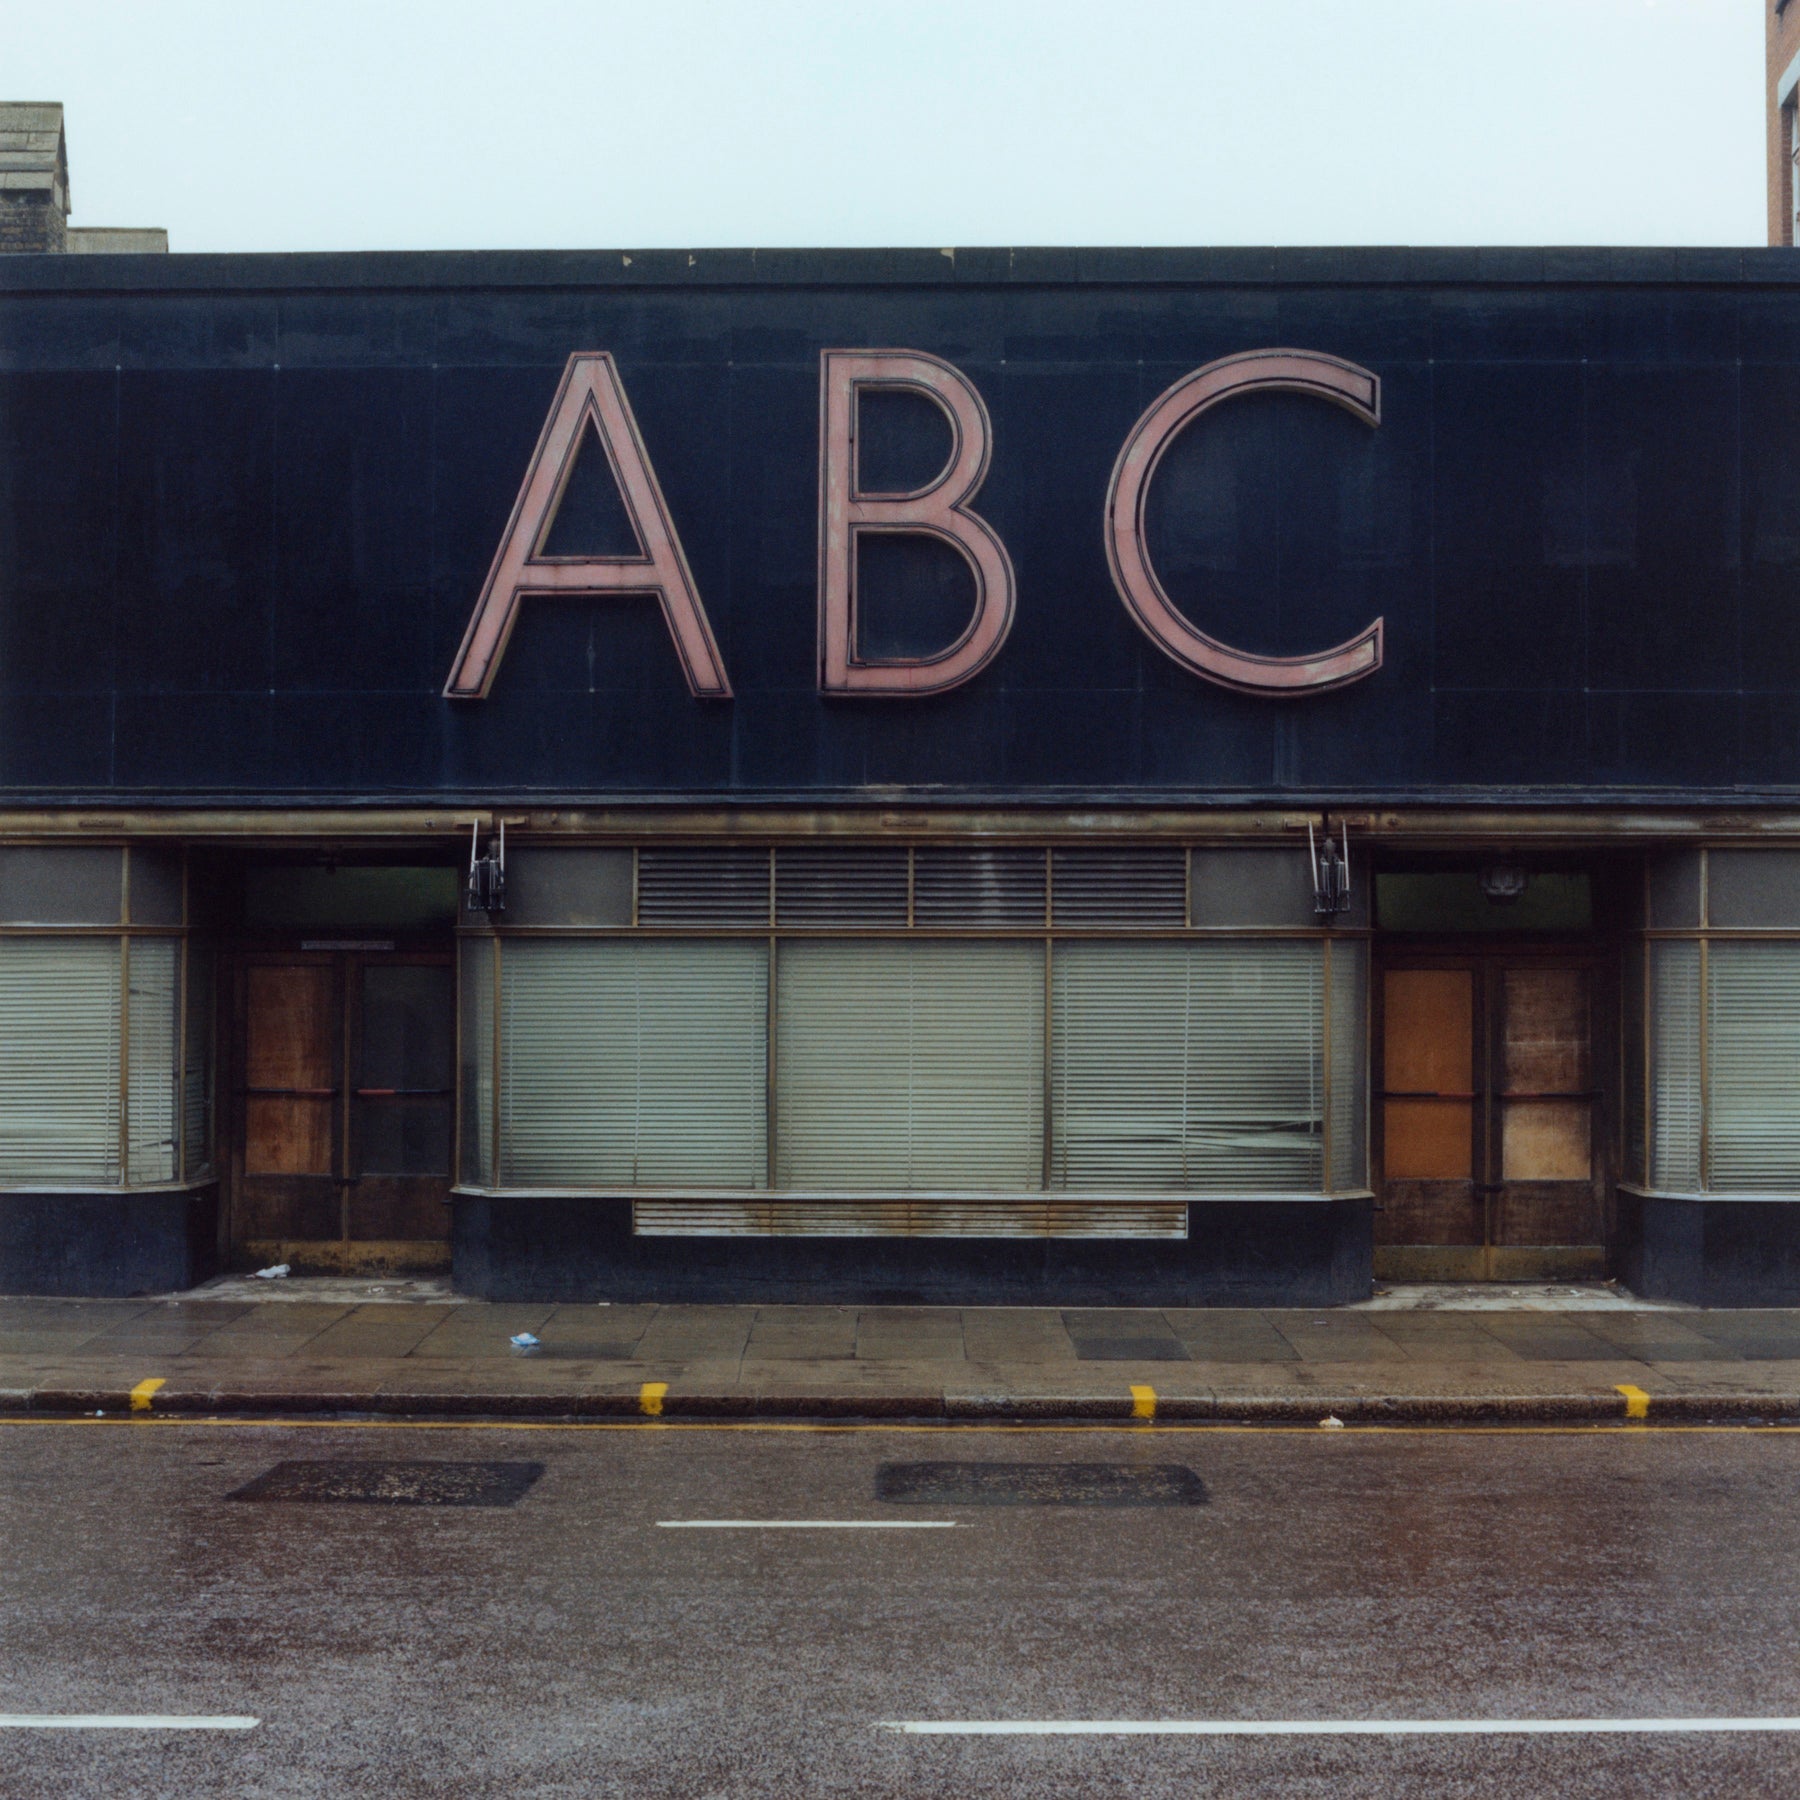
[229,1460,544,1507]
[1072,1335,1191,1362]
[876,1462,1207,1506]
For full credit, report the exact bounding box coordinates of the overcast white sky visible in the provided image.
[5,0,1767,252]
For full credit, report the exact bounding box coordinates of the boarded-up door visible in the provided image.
[1377,957,1604,1281]
[231,952,452,1271]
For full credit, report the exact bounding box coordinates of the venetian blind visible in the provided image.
[1707,941,1800,1191]
[1050,941,1324,1192]
[126,938,180,1184]
[459,938,494,1186]
[1649,940,1702,1190]
[500,940,767,1188]
[0,939,122,1184]
[775,940,1044,1190]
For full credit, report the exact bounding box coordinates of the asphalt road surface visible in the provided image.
[5,1417,1800,1798]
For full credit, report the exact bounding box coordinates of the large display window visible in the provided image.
[0,847,211,1189]
[457,844,1369,1226]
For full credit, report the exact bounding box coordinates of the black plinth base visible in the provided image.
[0,1187,219,1297]
[451,1196,1373,1307]
[1619,1190,1800,1307]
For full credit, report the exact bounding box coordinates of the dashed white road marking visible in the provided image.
[0,1715,259,1731]
[657,1519,959,1529]
[882,1716,1800,1737]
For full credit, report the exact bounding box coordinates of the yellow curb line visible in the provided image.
[1616,1383,1651,1421]
[6,1416,1800,1435]
[128,1378,165,1414]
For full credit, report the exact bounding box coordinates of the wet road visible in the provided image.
[5,1418,1800,1797]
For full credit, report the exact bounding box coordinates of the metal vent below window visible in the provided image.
[1051,847,1187,927]
[775,847,909,926]
[632,1199,1188,1238]
[637,847,771,926]
[913,847,1047,927]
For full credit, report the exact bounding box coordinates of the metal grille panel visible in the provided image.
[1051,847,1187,926]
[913,847,1047,927]
[775,847,909,926]
[637,847,771,926]
[632,1199,1187,1238]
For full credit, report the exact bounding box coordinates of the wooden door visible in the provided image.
[1375,955,1605,1281]
[231,952,452,1272]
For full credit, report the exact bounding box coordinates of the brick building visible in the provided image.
[0,103,164,255]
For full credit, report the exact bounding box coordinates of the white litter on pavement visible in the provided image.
[250,1264,290,1280]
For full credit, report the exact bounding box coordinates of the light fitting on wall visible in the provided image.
[466,818,506,915]
[1480,861,1529,904]
[1308,817,1351,920]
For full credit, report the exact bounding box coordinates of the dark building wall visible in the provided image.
[452,1197,1373,1307]
[0,1186,218,1297]
[0,248,1797,810]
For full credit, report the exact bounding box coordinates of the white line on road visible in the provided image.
[883,1716,1800,1736]
[0,1716,260,1731]
[657,1520,960,1529]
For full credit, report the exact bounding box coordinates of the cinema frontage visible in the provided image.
[4,246,1799,1306]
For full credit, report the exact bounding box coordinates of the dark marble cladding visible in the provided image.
[0,1187,219,1297]
[1619,1191,1800,1307]
[3,252,1800,800]
[450,1197,1373,1306]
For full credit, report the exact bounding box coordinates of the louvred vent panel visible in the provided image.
[637,847,771,926]
[1051,848,1187,927]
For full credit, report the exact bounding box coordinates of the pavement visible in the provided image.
[7,1279,1800,1423]
[7,1418,1800,1796]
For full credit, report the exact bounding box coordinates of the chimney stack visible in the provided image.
[0,102,166,253]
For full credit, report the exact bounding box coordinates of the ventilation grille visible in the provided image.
[1051,848,1187,927]
[633,1199,1188,1238]
[914,847,1047,927]
[775,847,909,926]
[637,847,770,926]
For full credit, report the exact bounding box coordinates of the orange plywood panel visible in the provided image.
[1383,969,1473,1094]
[245,1096,332,1176]
[1384,1097,1474,1179]
[245,965,334,1090]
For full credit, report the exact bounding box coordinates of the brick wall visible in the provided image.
[0,190,65,253]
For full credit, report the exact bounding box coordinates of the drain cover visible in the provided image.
[229,1460,544,1507]
[1072,1335,1191,1362]
[876,1462,1207,1506]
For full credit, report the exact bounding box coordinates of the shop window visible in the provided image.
[183,941,215,1180]
[503,850,631,927]
[1707,943,1800,1190]
[1648,940,1703,1189]
[776,941,1043,1190]
[127,938,180,1184]
[1050,941,1325,1191]
[1705,850,1800,929]
[499,940,767,1188]
[0,940,124,1184]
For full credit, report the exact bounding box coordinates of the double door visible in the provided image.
[1376,952,1607,1281]
[230,949,454,1270]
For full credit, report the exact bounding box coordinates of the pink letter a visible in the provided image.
[444,353,731,700]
